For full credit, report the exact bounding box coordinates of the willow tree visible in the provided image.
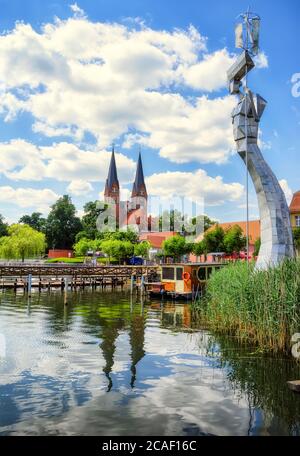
[0,224,46,262]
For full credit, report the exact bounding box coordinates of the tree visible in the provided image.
[0,224,46,262]
[80,201,107,240]
[134,241,151,259]
[293,228,300,251]
[184,242,195,255]
[203,225,225,253]
[101,239,133,264]
[0,214,8,237]
[193,240,205,257]
[19,212,46,232]
[254,237,261,257]
[162,235,186,261]
[223,225,246,255]
[45,195,82,249]
[192,215,217,232]
[104,228,139,243]
[74,237,103,257]
[74,238,94,257]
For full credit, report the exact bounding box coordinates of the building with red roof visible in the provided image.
[289,190,300,229]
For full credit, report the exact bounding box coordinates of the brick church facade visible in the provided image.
[104,147,148,232]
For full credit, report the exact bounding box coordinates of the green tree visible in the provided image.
[45,195,82,249]
[162,235,186,261]
[293,228,300,252]
[19,212,46,232]
[193,240,205,257]
[223,225,246,255]
[0,214,8,237]
[254,237,261,257]
[0,224,46,262]
[203,225,225,253]
[74,237,103,256]
[104,228,139,243]
[101,239,134,264]
[80,201,108,240]
[134,241,151,259]
[74,238,94,257]
[192,215,217,232]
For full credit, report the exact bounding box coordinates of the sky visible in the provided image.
[0,0,299,224]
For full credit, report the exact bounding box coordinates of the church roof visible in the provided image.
[132,151,147,197]
[105,147,119,191]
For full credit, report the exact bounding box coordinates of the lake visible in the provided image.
[0,289,300,436]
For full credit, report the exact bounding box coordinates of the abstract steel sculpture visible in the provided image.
[227,11,295,269]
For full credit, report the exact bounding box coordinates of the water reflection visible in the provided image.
[0,289,299,436]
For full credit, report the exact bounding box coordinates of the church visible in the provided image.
[104,147,148,232]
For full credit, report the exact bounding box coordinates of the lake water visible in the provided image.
[0,289,300,436]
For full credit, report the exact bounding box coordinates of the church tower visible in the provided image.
[131,151,147,200]
[104,146,120,206]
[129,150,148,232]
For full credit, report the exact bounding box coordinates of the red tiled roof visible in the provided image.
[139,232,178,249]
[195,220,261,245]
[289,191,300,214]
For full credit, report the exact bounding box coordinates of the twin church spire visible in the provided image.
[104,145,147,203]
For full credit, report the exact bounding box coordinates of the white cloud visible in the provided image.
[0,16,248,164]
[0,139,136,183]
[67,179,93,196]
[123,95,236,164]
[0,186,59,211]
[279,179,293,205]
[69,3,86,19]
[254,51,268,69]
[146,169,244,206]
[180,49,235,92]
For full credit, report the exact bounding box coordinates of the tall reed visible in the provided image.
[194,259,300,354]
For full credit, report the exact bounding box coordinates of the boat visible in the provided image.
[147,262,226,300]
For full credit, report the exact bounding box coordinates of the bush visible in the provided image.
[195,259,300,354]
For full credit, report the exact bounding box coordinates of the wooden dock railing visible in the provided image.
[0,264,160,278]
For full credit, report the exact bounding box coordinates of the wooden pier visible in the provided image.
[0,264,160,291]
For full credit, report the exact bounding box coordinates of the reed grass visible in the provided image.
[194,259,300,354]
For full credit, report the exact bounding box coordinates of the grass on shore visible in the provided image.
[193,259,300,354]
[45,257,119,264]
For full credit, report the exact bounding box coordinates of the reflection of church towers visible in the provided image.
[98,308,146,391]
[129,314,145,388]
[100,324,120,392]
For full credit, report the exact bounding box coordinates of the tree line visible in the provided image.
[0,194,299,262]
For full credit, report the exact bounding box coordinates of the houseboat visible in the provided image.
[147,262,226,300]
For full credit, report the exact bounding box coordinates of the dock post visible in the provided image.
[64,277,69,305]
[140,275,145,297]
[27,273,32,297]
[130,275,134,294]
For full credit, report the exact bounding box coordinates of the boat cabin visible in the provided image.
[158,262,225,297]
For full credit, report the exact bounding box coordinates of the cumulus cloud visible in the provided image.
[0,13,253,164]
[254,51,268,69]
[146,169,244,206]
[69,3,86,19]
[0,139,136,183]
[180,49,235,92]
[0,186,59,211]
[67,179,93,196]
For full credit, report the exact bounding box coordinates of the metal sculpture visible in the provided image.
[227,11,295,269]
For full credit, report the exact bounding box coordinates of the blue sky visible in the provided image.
[0,0,299,223]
